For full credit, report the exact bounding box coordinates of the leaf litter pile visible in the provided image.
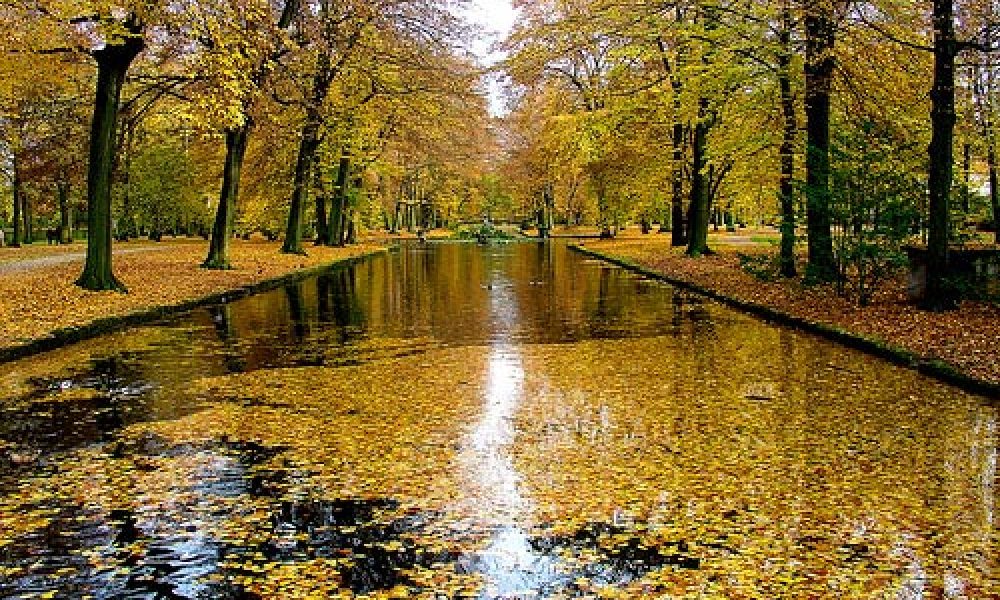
[1,324,997,598]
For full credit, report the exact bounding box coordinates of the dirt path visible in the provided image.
[0,245,171,275]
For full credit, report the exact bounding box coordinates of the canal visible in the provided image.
[1,242,996,598]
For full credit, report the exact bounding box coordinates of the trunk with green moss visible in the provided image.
[923,0,958,310]
[77,18,144,292]
[777,0,797,277]
[22,193,32,244]
[282,117,320,255]
[990,146,999,245]
[11,153,23,247]
[686,97,712,257]
[327,153,351,247]
[314,161,328,246]
[804,0,836,282]
[203,124,250,270]
[58,180,72,243]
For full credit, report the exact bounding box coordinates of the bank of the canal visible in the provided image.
[571,242,1000,398]
[0,240,386,364]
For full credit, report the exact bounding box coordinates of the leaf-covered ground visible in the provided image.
[582,236,1000,386]
[0,239,382,353]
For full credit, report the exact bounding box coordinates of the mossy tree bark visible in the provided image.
[314,162,328,246]
[22,193,32,245]
[346,179,361,245]
[686,97,713,257]
[77,17,144,292]
[11,154,22,247]
[777,0,797,277]
[670,118,687,246]
[655,31,688,247]
[282,116,321,255]
[989,146,999,245]
[327,153,351,246]
[685,5,717,257]
[57,180,72,243]
[923,0,959,310]
[596,178,614,239]
[203,124,250,270]
[804,0,837,282]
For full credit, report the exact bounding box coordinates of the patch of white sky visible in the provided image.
[463,0,518,116]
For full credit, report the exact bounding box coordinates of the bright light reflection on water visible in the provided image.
[459,269,563,598]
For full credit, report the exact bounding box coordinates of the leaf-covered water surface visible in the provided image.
[1,243,996,598]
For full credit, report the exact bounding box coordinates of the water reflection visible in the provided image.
[460,261,560,597]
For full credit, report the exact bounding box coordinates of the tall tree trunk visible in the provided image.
[347,175,363,244]
[778,1,797,277]
[282,117,321,255]
[327,153,351,246]
[204,0,298,263]
[539,183,553,238]
[685,5,717,256]
[203,124,250,270]
[11,154,22,248]
[962,143,972,213]
[686,97,712,256]
[595,176,613,238]
[670,118,687,246]
[118,121,135,240]
[77,20,143,292]
[346,210,358,245]
[989,146,999,245]
[923,0,958,310]
[804,0,836,282]
[657,31,689,247]
[314,158,328,246]
[58,180,72,243]
[22,192,32,244]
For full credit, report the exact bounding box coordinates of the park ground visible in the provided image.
[578,228,1000,390]
[0,238,383,358]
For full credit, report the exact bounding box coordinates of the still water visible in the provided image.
[0,242,996,598]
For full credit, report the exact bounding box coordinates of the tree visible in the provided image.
[969,17,999,244]
[803,0,837,281]
[923,0,960,309]
[777,0,799,277]
[281,0,368,255]
[75,14,146,291]
[197,0,300,269]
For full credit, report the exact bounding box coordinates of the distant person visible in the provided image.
[0,228,5,247]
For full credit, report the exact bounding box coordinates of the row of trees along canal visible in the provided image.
[501,0,999,310]
[0,0,497,290]
[3,0,999,311]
